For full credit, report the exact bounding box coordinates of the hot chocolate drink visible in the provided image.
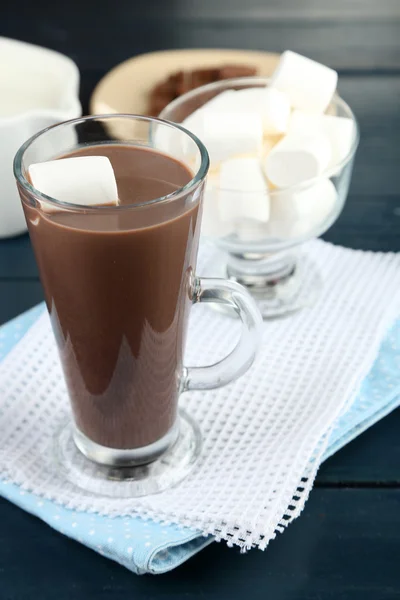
[21,144,202,451]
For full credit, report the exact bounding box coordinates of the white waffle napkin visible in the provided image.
[0,240,399,550]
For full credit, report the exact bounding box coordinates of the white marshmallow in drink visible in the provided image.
[268,178,337,239]
[218,156,270,223]
[28,156,119,210]
[265,132,332,188]
[271,50,338,114]
[289,109,355,168]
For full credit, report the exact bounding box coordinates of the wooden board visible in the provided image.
[0,281,43,324]
[89,49,279,116]
[2,488,400,599]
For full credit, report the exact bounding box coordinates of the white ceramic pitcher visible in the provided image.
[0,37,81,238]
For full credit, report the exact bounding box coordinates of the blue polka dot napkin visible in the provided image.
[0,303,399,574]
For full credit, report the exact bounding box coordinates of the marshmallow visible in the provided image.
[230,87,291,135]
[262,136,280,160]
[288,110,322,135]
[204,112,263,164]
[271,51,338,114]
[289,110,355,168]
[181,92,238,153]
[29,156,118,209]
[181,94,238,140]
[180,109,204,159]
[202,87,291,136]
[264,133,332,188]
[268,178,337,239]
[324,115,355,166]
[182,109,204,139]
[261,88,291,135]
[182,111,263,165]
[201,176,234,238]
[218,157,270,223]
[152,122,189,161]
[201,90,237,111]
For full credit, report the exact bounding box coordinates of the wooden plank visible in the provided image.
[0,235,38,280]
[324,196,400,252]
[1,488,400,598]
[0,281,43,326]
[339,77,400,196]
[165,0,400,21]
[318,408,400,485]
[7,0,400,21]
[3,17,400,72]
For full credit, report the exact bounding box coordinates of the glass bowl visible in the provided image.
[160,77,359,318]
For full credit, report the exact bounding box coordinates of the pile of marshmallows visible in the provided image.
[182,51,355,242]
[27,51,355,242]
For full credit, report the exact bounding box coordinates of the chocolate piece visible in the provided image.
[218,64,258,79]
[147,64,257,115]
[148,94,174,116]
[151,80,177,96]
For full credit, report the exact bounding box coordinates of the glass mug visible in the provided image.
[14,114,262,496]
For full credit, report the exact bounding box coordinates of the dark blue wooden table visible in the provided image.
[1,1,400,598]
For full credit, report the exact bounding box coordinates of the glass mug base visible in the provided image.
[73,420,181,468]
[54,409,202,498]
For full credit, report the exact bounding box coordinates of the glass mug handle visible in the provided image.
[181,276,263,392]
